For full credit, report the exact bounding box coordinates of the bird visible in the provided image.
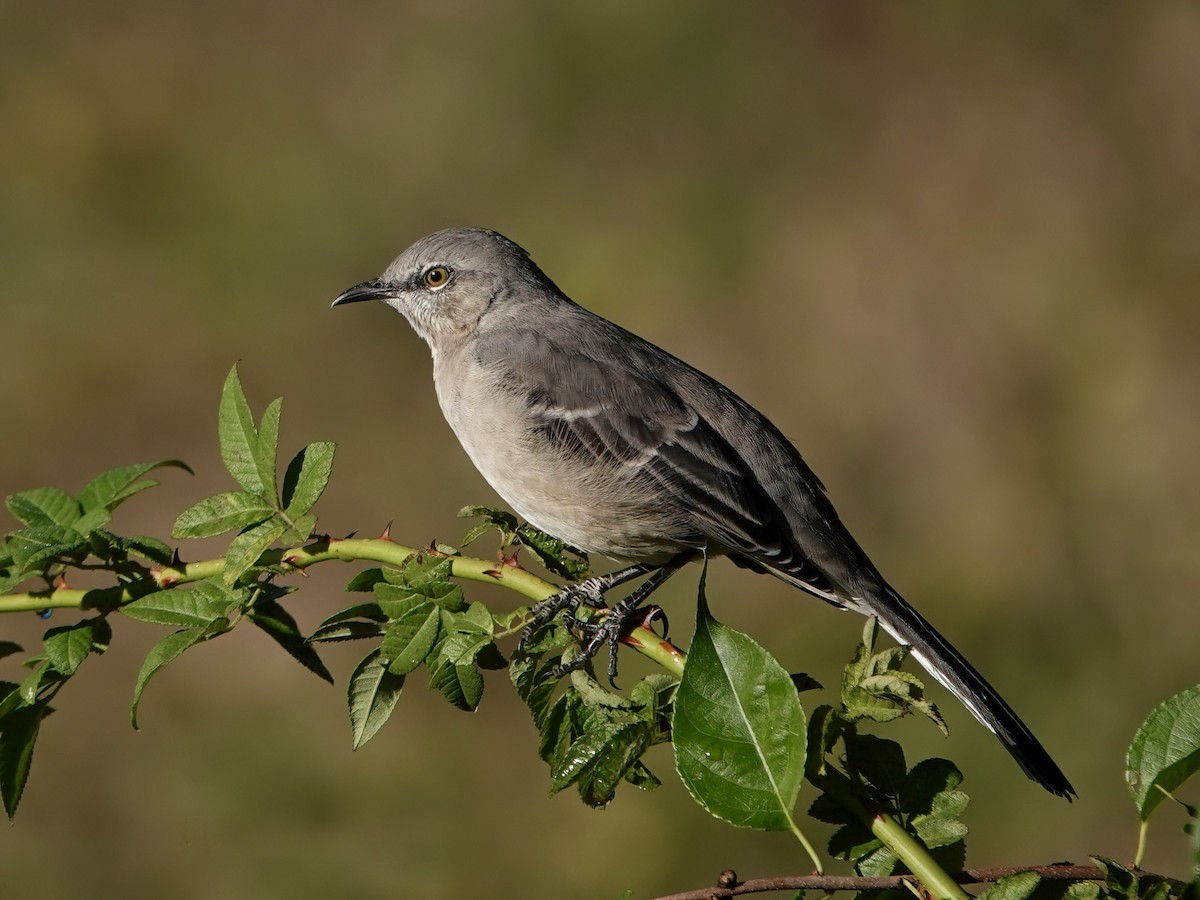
[331,226,1074,799]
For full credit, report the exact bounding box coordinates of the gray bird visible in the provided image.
[332,226,1074,799]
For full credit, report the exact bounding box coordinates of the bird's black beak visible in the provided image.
[331,278,393,308]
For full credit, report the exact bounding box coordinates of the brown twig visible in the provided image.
[654,864,1139,900]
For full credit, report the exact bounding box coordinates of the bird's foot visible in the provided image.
[552,603,670,685]
[516,577,608,654]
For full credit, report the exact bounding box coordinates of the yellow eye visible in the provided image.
[424,266,450,289]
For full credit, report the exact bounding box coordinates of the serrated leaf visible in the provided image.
[511,651,561,726]
[256,397,282,503]
[172,491,275,539]
[314,602,387,630]
[18,660,54,704]
[911,811,968,849]
[6,488,81,529]
[623,761,661,791]
[249,597,333,683]
[380,604,440,675]
[307,621,387,644]
[375,579,463,619]
[282,442,336,517]
[855,843,901,877]
[7,526,88,573]
[345,569,386,592]
[78,460,191,515]
[1127,684,1200,821]
[218,364,273,499]
[514,522,590,581]
[428,656,484,711]
[551,719,652,807]
[278,512,317,546]
[86,530,175,565]
[844,732,907,798]
[457,505,519,546]
[130,627,208,729]
[0,702,46,820]
[978,871,1042,900]
[828,822,883,863]
[121,580,237,627]
[42,621,95,677]
[673,565,807,832]
[900,757,965,813]
[223,518,286,584]
[347,650,405,750]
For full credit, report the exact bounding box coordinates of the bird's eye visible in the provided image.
[423,266,451,289]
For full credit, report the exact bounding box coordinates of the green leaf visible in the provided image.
[172,491,276,539]
[121,580,238,627]
[6,488,81,529]
[308,603,387,643]
[249,597,333,684]
[1127,684,1200,821]
[374,555,465,617]
[428,655,484,711]
[978,871,1042,900]
[223,518,287,584]
[844,732,907,798]
[308,621,387,644]
[0,702,47,820]
[347,650,405,750]
[345,568,387,592]
[550,719,652,806]
[380,604,441,676]
[42,621,95,677]
[86,530,175,565]
[514,522,590,581]
[18,660,54,704]
[282,442,336,517]
[218,364,275,499]
[130,627,209,729]
[673,566,807,831]
[841,619,945,732]
[78,459,192,516]
[256,397,283,502]
[458,505,519,547]
[6,526,88,573]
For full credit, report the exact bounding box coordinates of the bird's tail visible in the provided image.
[864,585,1075,798]
[774,565,1075,798]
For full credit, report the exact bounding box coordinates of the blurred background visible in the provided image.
[2,2,1198,896]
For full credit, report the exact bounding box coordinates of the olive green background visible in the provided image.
[2,3,1198,896]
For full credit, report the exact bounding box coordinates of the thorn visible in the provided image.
[378,521,394,542]
[500,547,524,569]
[426,541,452,558]
[170,548,183,567]
[619,604,669,644]
[482,569,502,578]
[54,573,70,590]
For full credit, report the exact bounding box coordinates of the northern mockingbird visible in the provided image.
[332,227,1074,799]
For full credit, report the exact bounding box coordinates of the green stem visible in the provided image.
[812,770,970,900]
[0,537,681,673]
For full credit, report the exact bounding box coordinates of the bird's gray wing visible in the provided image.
[477,323,840,599]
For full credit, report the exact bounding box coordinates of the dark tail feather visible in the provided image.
[861,586,1075,798]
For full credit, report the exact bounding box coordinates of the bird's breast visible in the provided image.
[432,353,697,562]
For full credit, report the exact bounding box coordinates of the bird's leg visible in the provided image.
[552,554,691,683]
[516,562,655,652]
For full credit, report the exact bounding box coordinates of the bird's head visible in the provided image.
[331,227,551,348]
